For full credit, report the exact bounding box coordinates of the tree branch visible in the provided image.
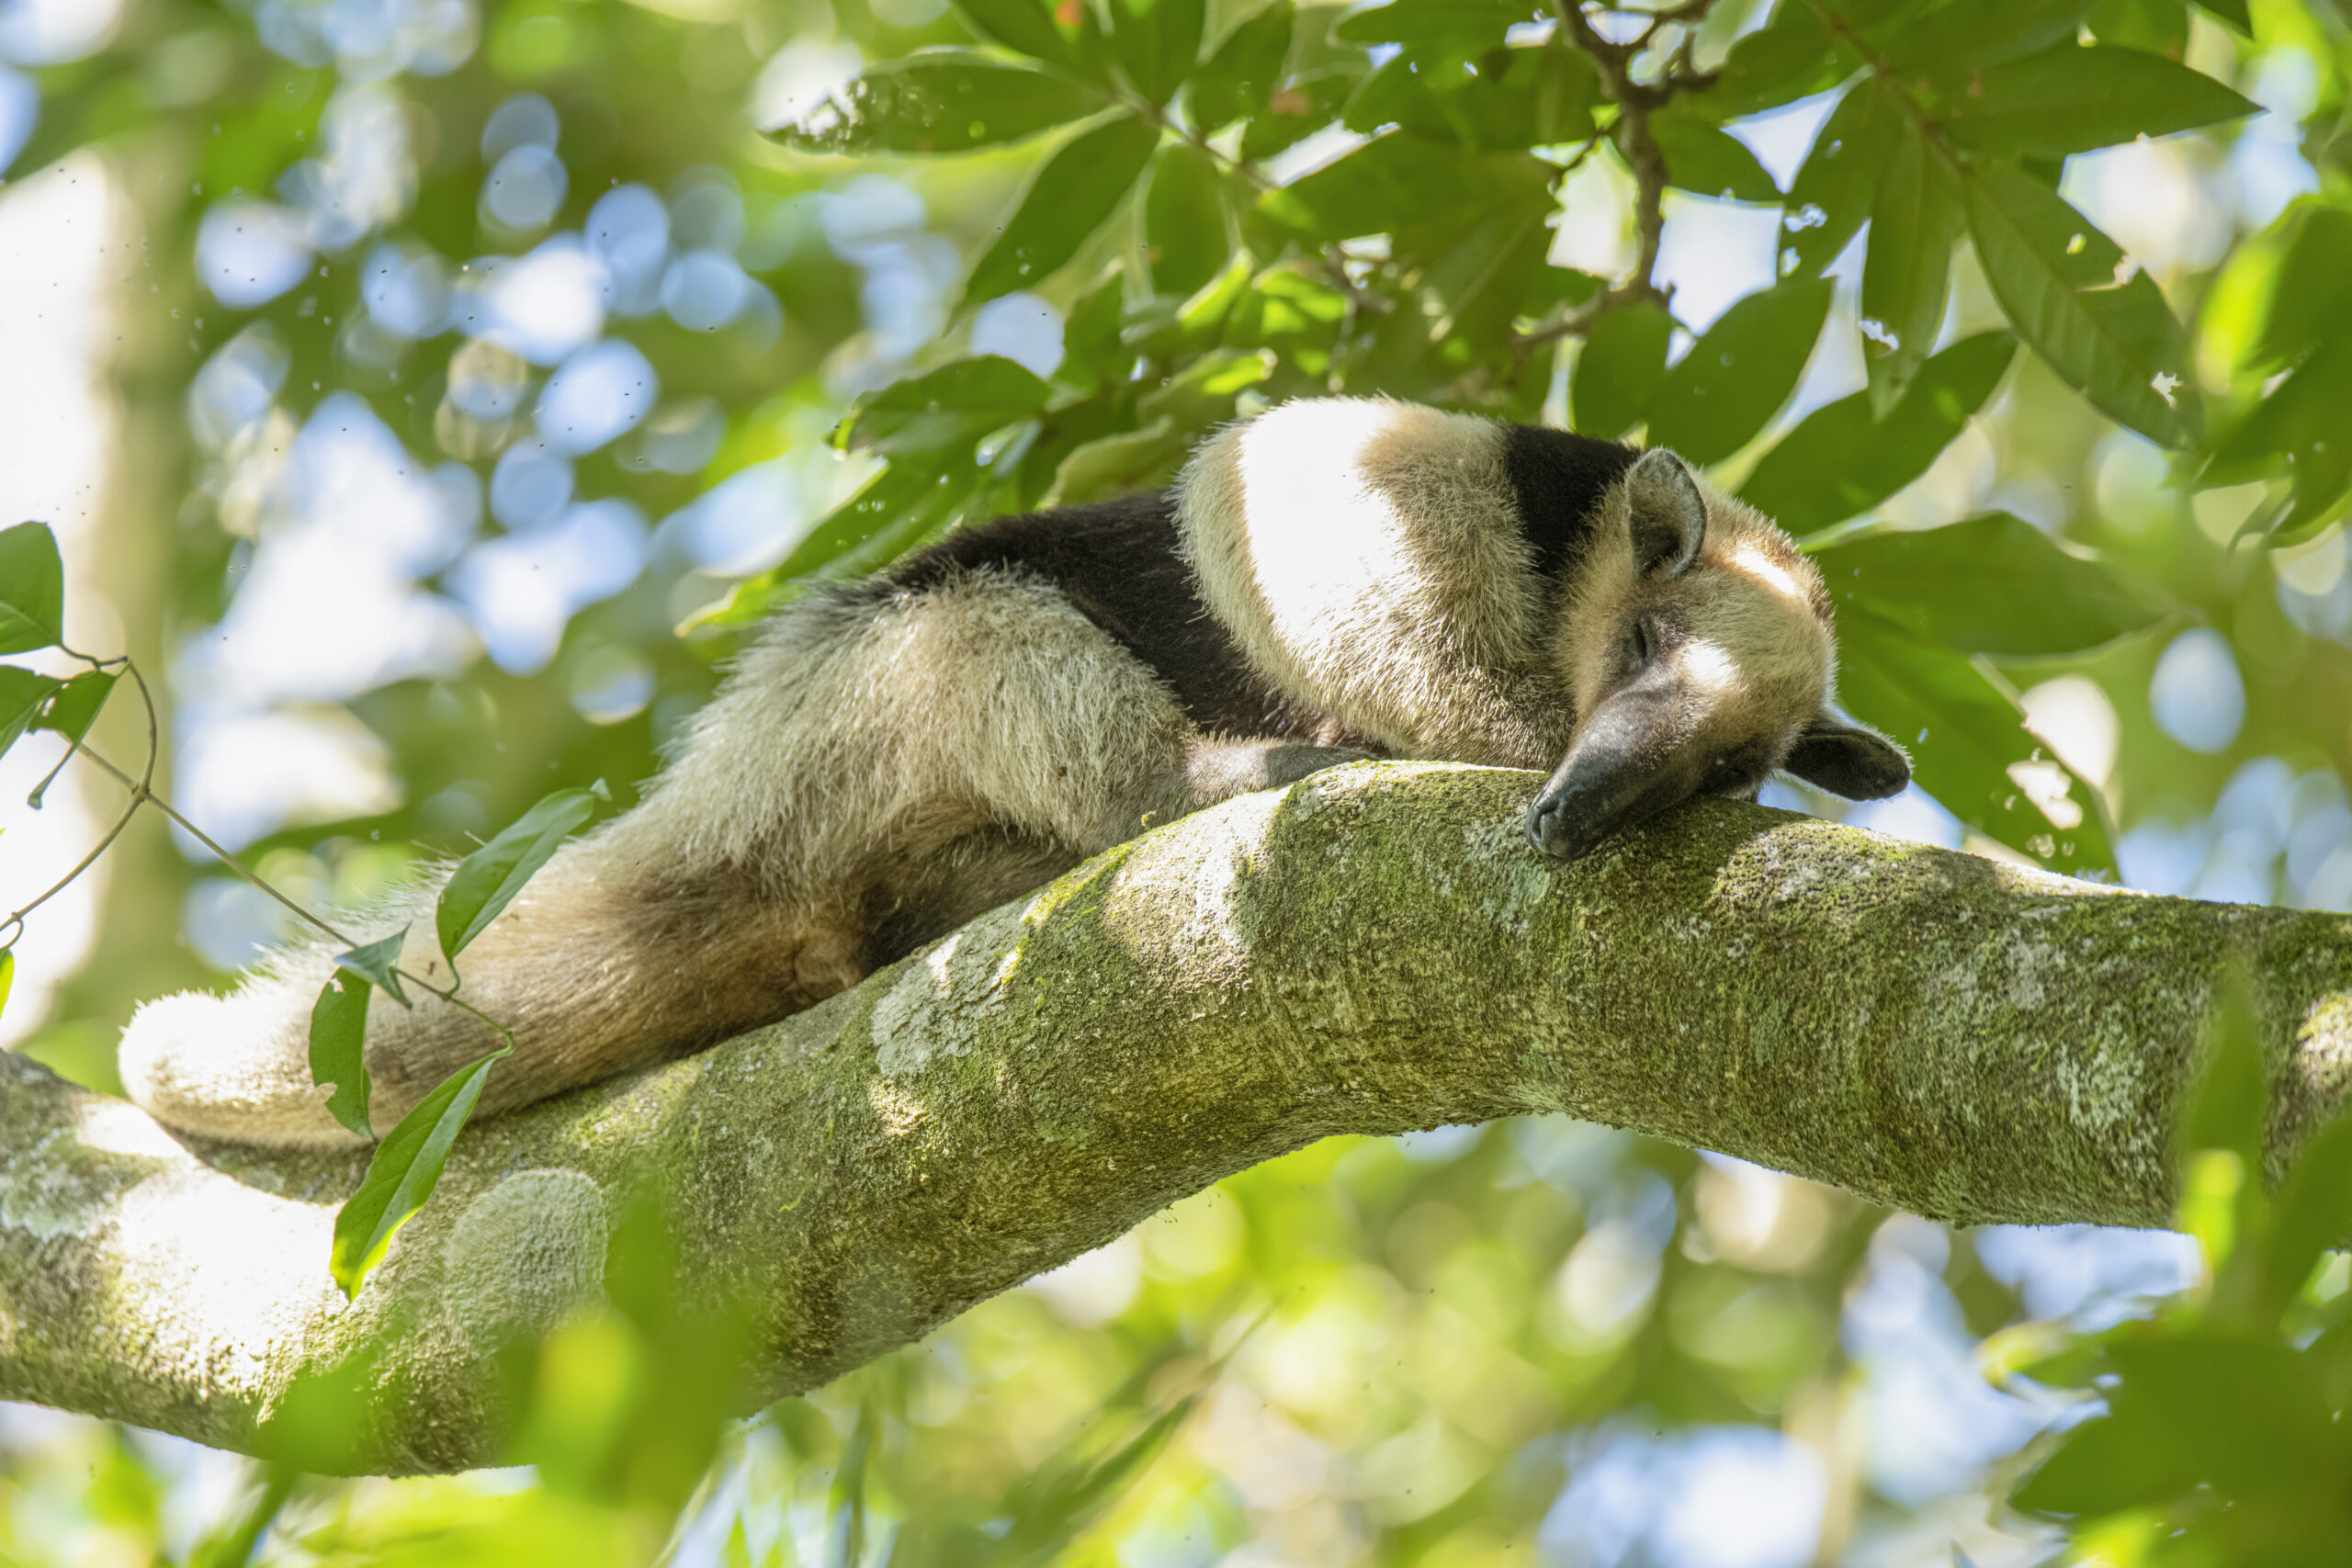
[3,761,2348,1473]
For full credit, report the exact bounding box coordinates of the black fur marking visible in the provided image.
[882,493,1316,738]
[1501,424,1639,581]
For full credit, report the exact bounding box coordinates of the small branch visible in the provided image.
[1512,1,1723,365]
[0,649,160,950]
[74,742,365,953]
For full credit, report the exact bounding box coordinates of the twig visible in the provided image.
[1507,1,1723,366]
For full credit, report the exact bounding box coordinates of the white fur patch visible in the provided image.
[1177,397,1566,766]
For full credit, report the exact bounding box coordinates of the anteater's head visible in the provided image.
[1526,446,1909,860]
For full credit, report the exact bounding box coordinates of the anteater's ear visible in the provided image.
[1784,713,1911,800]
[1624,447,1706,578]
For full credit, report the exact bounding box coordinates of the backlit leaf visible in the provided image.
[1743,332,2017,533]
[1780,80,1899,277]
[2266,1108,2352,1318]
[2191,0,2250,31]
[33,669,114,750]
[1650,109,1780,203]
[1644,276,1833,466]
[967,114,1159,303]
[1331,0,1526,60]
[1105,0,1204,106]
[1571,299,1673,442]
[2241,205,2352,372]
[307,973,373,1139]
[1238,67,1360,161]
[1875,0,2098,81]
[1698,3,1854,118]
[762,52,1107,154]
[0,951,12,1025]
[1145,142,1230,294]
[328,1047,506,1299]
[2087,0,2189,52]
[333,925,412,1008]
[0,522,63,657]
[1817,512,2166,656]
[1940,44,2259,158]
[1832,611,2117,878]
[1962,162,2198,447]
[0,667,62,760]
[1187,0,1291,130]
[2203,335,2352,532]
[435,786,604,976]
[838,355,1055,453]
[951,0,1080,68]
[1860,121,1962,415]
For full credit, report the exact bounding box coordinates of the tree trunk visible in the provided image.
[3,761,2346,1473]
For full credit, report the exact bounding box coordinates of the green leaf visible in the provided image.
[763,51,1108,154]
[2104,1334,2338,1490]
[839,355,1055,453]
[2012,1413,2178,1517]
[1145,142,1230,294]
[435,786,603,976]
[0,521,64,657]
[1257,130,1469,243]
[2190,0,2249,31]
[1331,0,1526,60]
[1343,42,1598,152]
[1742,331,2018,533]
[333,926,412,1008]
[2266,1108,2352,1317]
[1861,121,1963,414]
[1571,299,1673,442]
[0,950,13,1024]
[1105,0,1204,106]
[0,667,62,759]
[328,1048,507,1299]
[967,114,1159,303]
[1187,0,1291,130]
[1940,45,2259,158]
[1645,276,1834,466]
[2087,0,2188,53]
[1876,0,2098,80]
[1817,512,2166,655]
[1238,67,1360,162]
[2243,205,2352,371]
[1962,162,2199,447]
[2204,336,2352,531]
[1831,612,2116,877]
[2183,975,2267,1166]
[33,668,113,749]
[1057,269,1131,390]
[1651,108,1781,203]
[716,453,987,610]
[1699,3,1854,118]
[1048,416,1188,504]
[951,0,1080,68]
[1780,81,1900,277]
[307,973,373,1139]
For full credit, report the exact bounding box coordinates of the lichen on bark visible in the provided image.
[1,761,2348,1472]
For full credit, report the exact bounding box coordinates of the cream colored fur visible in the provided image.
[121,572,1281,1146]
[1177,397,1572,768]
[1553,472,1835,774]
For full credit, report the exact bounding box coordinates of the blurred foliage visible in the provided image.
[6,0,2352,1562]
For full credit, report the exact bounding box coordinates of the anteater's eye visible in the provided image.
[1623,617,1655,672]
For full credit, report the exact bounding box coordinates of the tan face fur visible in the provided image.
[1553,468,1836,799]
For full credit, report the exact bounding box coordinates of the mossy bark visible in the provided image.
[3,761,2348,1472]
